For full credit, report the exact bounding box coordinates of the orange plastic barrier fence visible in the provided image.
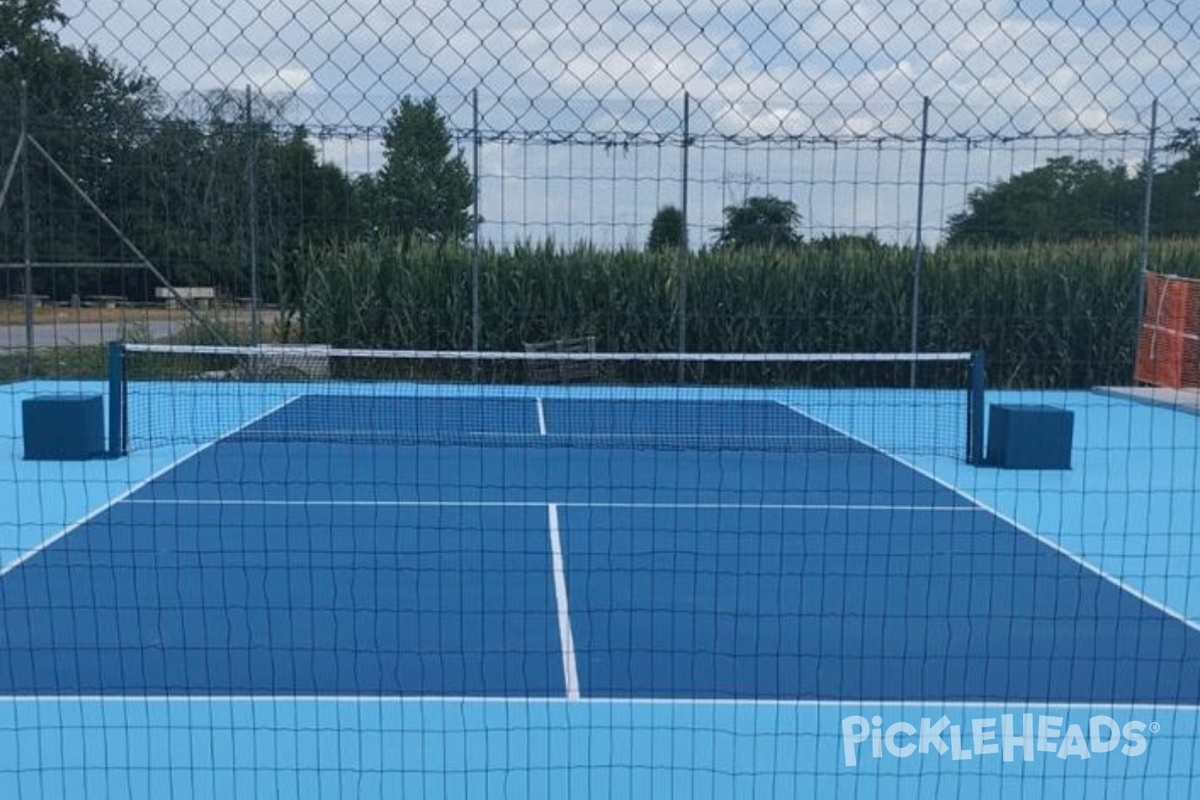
[1135,272,1200,388]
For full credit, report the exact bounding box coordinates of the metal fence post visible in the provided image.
[21,79,32,376]
[909,97,931,388]
[246,86,261,346]
[472,87,482,360]
[1133,98,1158,371]
[678,92,690,382]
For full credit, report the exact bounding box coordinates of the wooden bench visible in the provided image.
[13,294,50,308]
[84,295,125,309]
[155,286,216,309]
[523,336,599,383]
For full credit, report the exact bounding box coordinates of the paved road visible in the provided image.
[0,320,186,351]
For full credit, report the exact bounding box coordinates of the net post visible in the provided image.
[967,349,986,465]
[107,340,126,458]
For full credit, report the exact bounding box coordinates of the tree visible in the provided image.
[811,232,884,250]
[0,0,160,297]
[109,87,356,302]
[119,92,281,296]
[376,96,474,246]
[714,195,803,249]
[1151,121,1200,236]
[0,0,66,59]
[263,126,355,306]
[647,205,684,251]
[348,174,385,239]
[945,157,1139,245]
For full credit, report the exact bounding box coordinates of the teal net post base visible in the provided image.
[967,350,987,465]
[107,340,127,458]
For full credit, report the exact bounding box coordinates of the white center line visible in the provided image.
[535,397,547,436]
[546,503,580,700]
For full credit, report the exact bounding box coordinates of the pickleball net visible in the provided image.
[112,343,986,461]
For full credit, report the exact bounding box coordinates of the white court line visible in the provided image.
[123,499,976,512]
[0,694,1194,711]
[535,397,547,436]
[0,395,303,578]
[546,503,581,700]
[473,431,839,441]
[162,430,850,444]
[774,399,1200,636]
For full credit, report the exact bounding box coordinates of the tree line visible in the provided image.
[651,143,1200,252]
[0,0,473,302]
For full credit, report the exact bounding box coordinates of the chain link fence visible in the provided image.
[2,2,1198,372]
[4,4,1200,798]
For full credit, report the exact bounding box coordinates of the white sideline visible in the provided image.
[547,503,581,700]
[774,399,1200,636]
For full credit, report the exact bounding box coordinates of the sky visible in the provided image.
[54,0,1200,246]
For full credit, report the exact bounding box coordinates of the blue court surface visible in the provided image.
[2,386,1200,797]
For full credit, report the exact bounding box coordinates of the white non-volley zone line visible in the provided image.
[546,503,581,700]
[1,395,303,579]
[0,694,1194,711]
[773,399,1200,637]
[123,499,977,512]
[473,431,843,442]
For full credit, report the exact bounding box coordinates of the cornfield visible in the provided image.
[285,236,1200,389]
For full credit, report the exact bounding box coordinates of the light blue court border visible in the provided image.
[2,378,1200,798]
[0,699,1196,799]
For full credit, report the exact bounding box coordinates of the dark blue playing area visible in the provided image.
[1,394,1198,703]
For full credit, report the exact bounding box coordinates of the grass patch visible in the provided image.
[0,345,108,383]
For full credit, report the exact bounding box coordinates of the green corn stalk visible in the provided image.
[289,234,1200,389]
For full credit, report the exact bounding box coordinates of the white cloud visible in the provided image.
[57,0,1200,135]
[249,64,313,94]
[714,102,813,138]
